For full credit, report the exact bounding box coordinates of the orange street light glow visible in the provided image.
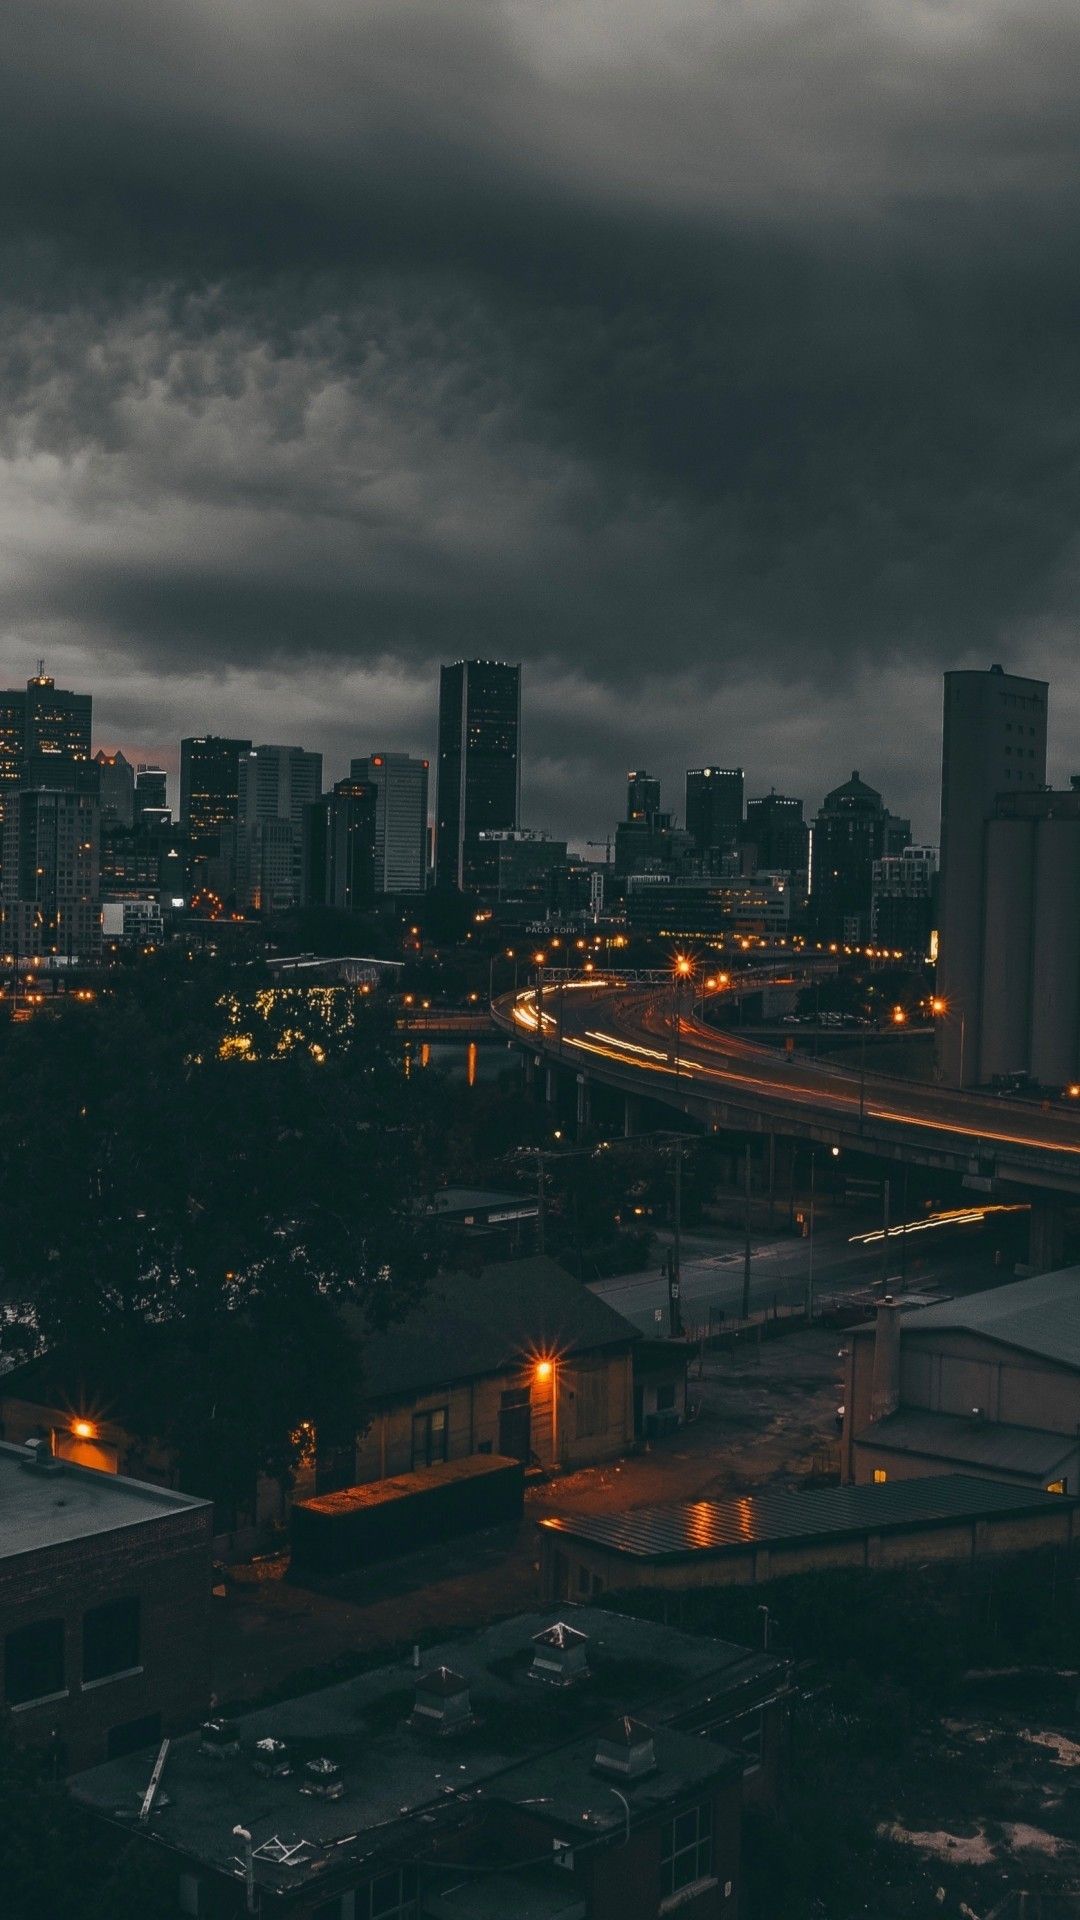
[534,1359,554,1382]
[71,1419,96,1439]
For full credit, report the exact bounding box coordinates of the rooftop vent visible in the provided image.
[301,1756,344,1800]
[530,1621,590,1687]
[20,1436,63,1476]
[410,1666,473,1735]
[593,1716,658,1781]
[252,1737,291,1779]
[199,1718,239,1757]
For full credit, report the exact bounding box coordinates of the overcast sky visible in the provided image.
[4,1,1080,845]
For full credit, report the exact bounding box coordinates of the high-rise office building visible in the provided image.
[234,745,323,911]
[626,770,661,827]
[0,665,94,895]
[179,735,252,858]
[135,765,169,822]
[350,753,429,895]
[94,749,136,830]
[0,785,100,960]
[685,767,744,861]
[936,665,1049,1085]
[744,792,809,882]
[302,780,378,913]
[871,844,937,955]
[436,661,521,891]
[811,772,911,943]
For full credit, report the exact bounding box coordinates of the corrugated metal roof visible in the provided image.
[540,1474,1077,1562]
[898,1268,1080,1368]
[855,1411,1075,1478]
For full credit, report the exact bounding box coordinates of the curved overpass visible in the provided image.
[494,976,1080,1200]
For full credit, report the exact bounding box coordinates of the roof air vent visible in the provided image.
[252,1737,291,1778]
[593,1716,658,1780]
[21,1436,63,1476]
[530,1621,590,1687]
[199,1718,239,1757]
[301,1756,344,1800]
[410,1666,474,1735]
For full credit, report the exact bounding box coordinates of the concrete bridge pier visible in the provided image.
[623,1093,644,1137]
[576,1073,591,1134]
[545,1064,558,1106]
[1028,1200,1066,1273]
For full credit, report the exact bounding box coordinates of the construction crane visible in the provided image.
[587,837,613,865]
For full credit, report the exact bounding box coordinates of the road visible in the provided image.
[588,1215,1013,1335]
[498,979,1080,1194]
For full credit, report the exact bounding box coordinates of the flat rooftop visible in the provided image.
[540,1474,1079,1564]
[0,1441,211,1560]
[70,1608,773,1893]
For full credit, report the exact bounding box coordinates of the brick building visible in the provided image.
[0,1438,212,1770]
[70,1607,787,1919]
[842,1272,1080,1492]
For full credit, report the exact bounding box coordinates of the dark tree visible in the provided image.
[0,971,434,1507]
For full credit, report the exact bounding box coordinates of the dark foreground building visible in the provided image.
[70,1607,788,1919]
[0,1439,211,1770]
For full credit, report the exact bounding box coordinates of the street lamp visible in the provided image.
[931,995,966,1084]
[671,954,694,1081]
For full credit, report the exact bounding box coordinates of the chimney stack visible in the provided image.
[870,1299,902,1422]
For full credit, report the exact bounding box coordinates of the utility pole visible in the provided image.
[805,1150,817,1323]
[880,1175,891,1290]
[670,1138,683,1336]
[741,1143,753,1320]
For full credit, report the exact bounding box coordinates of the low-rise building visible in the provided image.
[539,1477,1077,1602]
[0,1438,211,1770]
[842,1271,1080,1492]
[69,1606,787,1919]
[2,1259,639,1555]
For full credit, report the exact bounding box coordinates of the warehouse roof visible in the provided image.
[0,1441,210,1560]
[855,1410,1075,1480]
[892,1268,1080,1368]
[351,1257,638,1401]
[540,1475,1077,1563]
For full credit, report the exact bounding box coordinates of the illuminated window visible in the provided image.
[873,1469,888,1484]
[1046,1479,1067,1495]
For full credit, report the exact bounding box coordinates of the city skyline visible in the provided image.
[5,6,1080,849]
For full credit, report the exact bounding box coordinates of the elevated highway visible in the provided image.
[493,976,1080,1213]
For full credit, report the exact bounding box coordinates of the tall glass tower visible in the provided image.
[435,661,521,891]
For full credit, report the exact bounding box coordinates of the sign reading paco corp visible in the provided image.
[482,1206,540,1225]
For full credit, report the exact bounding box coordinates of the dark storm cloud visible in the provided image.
[3,1,1080,839]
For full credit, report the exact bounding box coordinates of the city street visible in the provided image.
[590,1212,1018,1334]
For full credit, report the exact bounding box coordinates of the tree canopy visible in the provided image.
[0,961,438,1506]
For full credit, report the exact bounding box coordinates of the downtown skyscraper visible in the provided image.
[435,661,521,892]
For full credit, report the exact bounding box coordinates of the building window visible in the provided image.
[357,1866,417,1919]
[1046,1479,1067,1495]
[574,1361,610,1439]
[5,1618,65,1706]
[83,1597,140,1683]
[656,1383,677,1413]
[873,1468,888,1484]
[661,1801,713,1900]
[411,1407,448,1470]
